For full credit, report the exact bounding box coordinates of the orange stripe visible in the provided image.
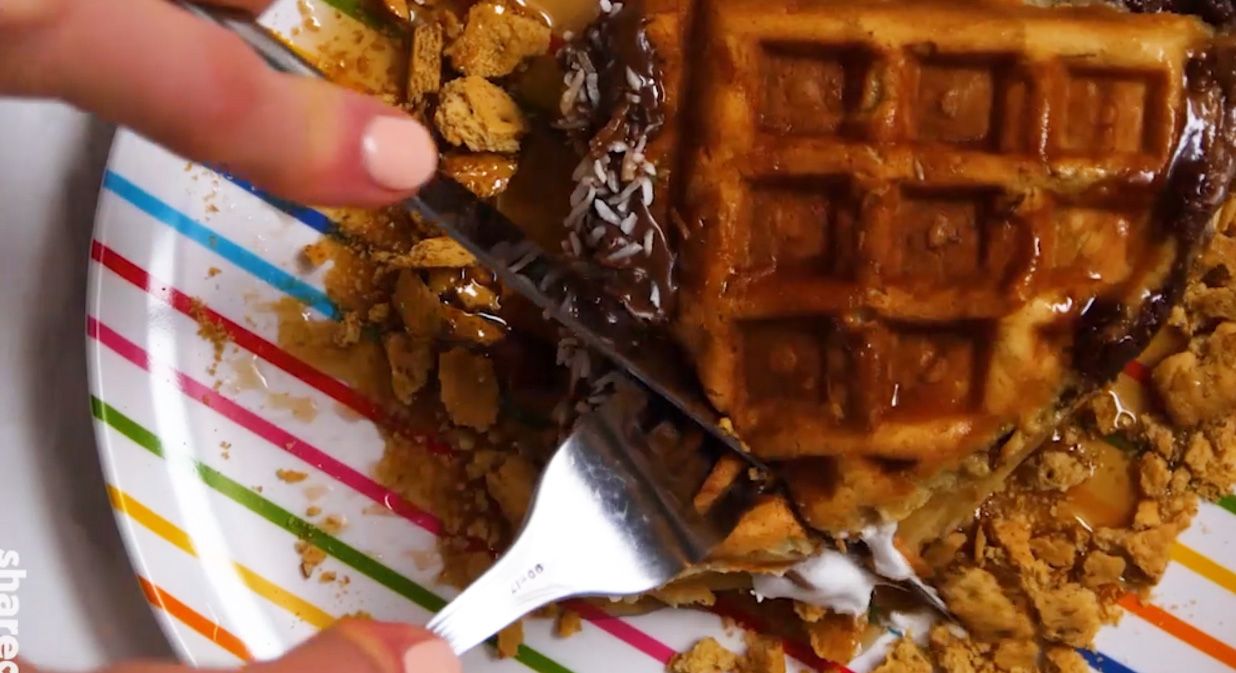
[137,576,254,661]
[1119,594,1236,669]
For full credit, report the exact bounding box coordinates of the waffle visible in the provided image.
[629,0,1236,542]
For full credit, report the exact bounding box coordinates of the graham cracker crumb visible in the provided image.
[446,3,550,78]
[739,635,785,673]
[1081,552,1125,588]
[670,638,738,673]
[803,611,863,663]
[397,237,477,269]
[383,333,434,405]
[303,241,333,267]
[497,620,523,658]
[441,152,520,198]
[439,347,500,430]
[1152,321,1236,427]
[1028,451,1090,491]
[871,638,931,673]
[1031,584,1100,647]
[485,453,536,525]
[555,608,582,638]
[277,469,309,483]
[294,539,326,578]
[407,22,443,106]
[939,568,1033,641]
[1045,647,1090,673]
[393,270,444,339]
[435,76,528,153]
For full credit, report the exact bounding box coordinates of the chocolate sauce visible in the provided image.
[1123,0,1236,26]
[1073,48,1236,381]
[558,0,678,323]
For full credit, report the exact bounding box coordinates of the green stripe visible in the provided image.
[316,0,401,34]
[1220,495,1236,516]
[92,396,572,673]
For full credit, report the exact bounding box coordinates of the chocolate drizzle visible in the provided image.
[557,0,677,323]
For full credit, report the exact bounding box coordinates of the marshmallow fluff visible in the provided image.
[751,549,878,616]
[752,522,933,617]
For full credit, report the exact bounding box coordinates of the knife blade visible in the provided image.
[177,0,762,465]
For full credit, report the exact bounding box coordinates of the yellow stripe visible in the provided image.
[1172,543,1236,595]
[108,484,335,628]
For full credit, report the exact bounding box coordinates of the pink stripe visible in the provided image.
[87,316,443,535]
[567,601,676,664]
[86,314,693,664]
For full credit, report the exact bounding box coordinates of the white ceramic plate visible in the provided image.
[87,2,1236,671]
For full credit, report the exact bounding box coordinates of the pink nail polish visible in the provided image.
[362,116,437,191]
[402,639,461,673]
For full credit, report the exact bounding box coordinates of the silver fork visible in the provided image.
[427,389,758,654]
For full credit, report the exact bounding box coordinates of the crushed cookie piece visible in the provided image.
[439,347,500,430]
[486,453,536,525]
[872,638,931,673]
[1032,583,1100,647]
[1122,522,1182,578]
[407,22,443,106]
[393,270,443,339]
[1029,536,1076,568]
[322,514,347,534]
[993,639,1038,672]
[306,505,322,517]
[277,469,309,483]
[384,332,434,405]
[555,608,582,638]
[294,539,326,578]
[435,76,528,153]
[401,237,477,269]
[319,571,337,583]
[446,3,550,78]
[670,638,738,673]
[335,311,363,347]
[441,152,520,198]
[1138,452,1171,497]
[1133,500,1162,529]
[652,577,717,607]
[1029,451,1089,491]
[496,620,523,658]
[367,303,391,324]
[303,240,333,267]
[1081,551,1125,588]
[1152,321,1236,426]
[939,568,1033,641]
[739,635,786,673]
[1045,647,1090,673]
[792,601,825,623]
[803,611,863,663]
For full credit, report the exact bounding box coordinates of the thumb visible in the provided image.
[1,0,437,207]
[253,619,460,673]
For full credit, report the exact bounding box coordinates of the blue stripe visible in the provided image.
[215,171,335,234]
[1078,648,1139,673]
[102,170,340,320]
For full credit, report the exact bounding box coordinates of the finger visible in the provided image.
[5,0,436,207]
[253,619,460,673]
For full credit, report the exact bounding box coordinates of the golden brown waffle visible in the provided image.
[638,0,1235,538]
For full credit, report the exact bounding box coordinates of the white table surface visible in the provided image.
[0,99,175,669]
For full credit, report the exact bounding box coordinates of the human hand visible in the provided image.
[0,0,438,207]
[19,619,460,673]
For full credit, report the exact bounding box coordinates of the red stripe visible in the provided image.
[566,601,677,664]
[87,316,444,535]
[710,597,849,673]
[87,252,724,665]
[1123,360,1150,385]
[90,240,450,455]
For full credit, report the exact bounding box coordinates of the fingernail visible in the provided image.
[402,639,460,673]
[362,116,437,191]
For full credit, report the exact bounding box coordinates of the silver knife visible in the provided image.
[178,1,762,464]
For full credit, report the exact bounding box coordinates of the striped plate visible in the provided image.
[87,1,1236,671]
